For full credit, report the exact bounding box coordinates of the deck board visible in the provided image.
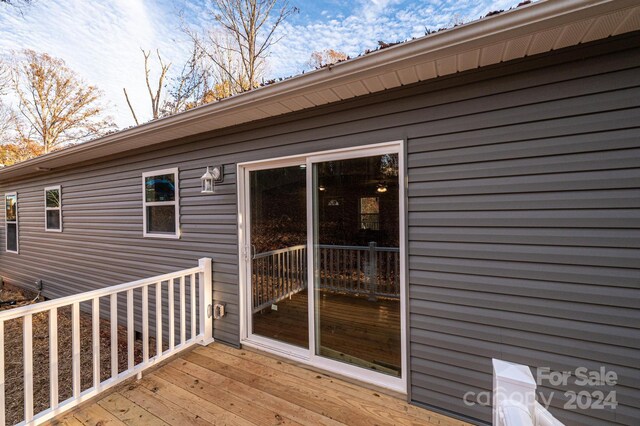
[54,343,470,426]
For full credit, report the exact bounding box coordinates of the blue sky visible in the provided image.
[0,0,518,127]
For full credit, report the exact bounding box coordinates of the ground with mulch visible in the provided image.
[1,283,151,425]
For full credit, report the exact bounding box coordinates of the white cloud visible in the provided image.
[359,0,404,22]
[0,0,191,127]
[268,0,522,78]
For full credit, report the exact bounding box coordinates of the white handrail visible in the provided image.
[0,267,201,322]
[0,258,213,426]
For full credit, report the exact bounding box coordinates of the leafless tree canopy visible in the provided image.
[0,59,9,94]
[308,49,348,69]
[162,40,214,115]
[184,0,298,98]
[12,49,114,153]
[124,49,171,125]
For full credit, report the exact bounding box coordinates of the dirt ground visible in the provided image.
[1,283,149,425]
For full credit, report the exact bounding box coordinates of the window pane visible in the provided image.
[147,206,176,234]
[145,174,176,202]
[7,223,17,251]
[46,189,60,208]
[47,210,61,230]
[360,197,379,214]
[5,195,16,221]
[313,153,401,377]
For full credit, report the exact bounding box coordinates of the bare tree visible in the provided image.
[0,0,33,16]
[307,49,348,69]
[12,49,114,154]
[123,49,171,125]
[0,58,9,94]
[184,0,298,97]
[162,40,213,116]
[0,101,12,141]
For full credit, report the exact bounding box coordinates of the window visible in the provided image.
[142,168,180,238]
[360,197,380,230]
[5,192,18,253]
[45,186,62,232]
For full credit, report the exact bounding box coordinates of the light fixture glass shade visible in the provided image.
[201,166,215,194]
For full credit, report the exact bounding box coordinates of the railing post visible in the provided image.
[493,359,537,426]
[368,242,378,301]
[199,257,214,345]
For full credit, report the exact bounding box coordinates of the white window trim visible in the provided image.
[44,185,63,232]
[142,167,180,239]
[5,191,18,254]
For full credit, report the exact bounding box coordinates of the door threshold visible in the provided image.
[241,339,407,397]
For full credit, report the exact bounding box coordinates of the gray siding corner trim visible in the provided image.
[0,32,639,426]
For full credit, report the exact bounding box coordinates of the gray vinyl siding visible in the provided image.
[1,32,639,425]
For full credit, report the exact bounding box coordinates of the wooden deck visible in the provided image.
[51,343,469,426]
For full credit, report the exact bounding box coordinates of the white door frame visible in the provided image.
[237,141,407,393]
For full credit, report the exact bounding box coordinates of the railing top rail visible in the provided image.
[319,244,399,252]
[254,244,399,258]
[0,266,202,322]
[253,244,306,258]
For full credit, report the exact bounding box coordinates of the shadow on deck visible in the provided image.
[52,343,470,426]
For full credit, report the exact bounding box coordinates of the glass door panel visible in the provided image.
[250,165,308,348]
[312,153,401,377]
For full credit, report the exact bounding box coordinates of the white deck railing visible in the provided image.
[251,243,400,313]
[0,258,213,426]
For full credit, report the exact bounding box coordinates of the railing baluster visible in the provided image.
[110,294,118,379]
[24,313,33,422]
[180,275,186,345]
[258,258,263,309]
[92,298,100,389]
[284,252,288,296]
[169,279,175,350]
[49,307,58,409]
[72,302,81,398]
[0,320,4,426]
[298,249,301,291]
[257,258,262,309]
[190,273,196,340]
[395,252,400,293]
[127,289,134,370]
[277,253,281,301]
[270,254,274,298]
[142,285,149,364]
[357,250,361,291]
[156,282,162,357]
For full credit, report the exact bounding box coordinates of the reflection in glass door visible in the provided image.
[249,165,308,348]
[312,153,401,377]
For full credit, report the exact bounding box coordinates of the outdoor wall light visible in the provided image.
[201,166,224,194]
[376,182,388,193]
[318,185,326,191]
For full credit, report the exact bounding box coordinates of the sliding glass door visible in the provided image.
[241,142,404,390]
[249,164,308,348]
[312,153,401,377]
